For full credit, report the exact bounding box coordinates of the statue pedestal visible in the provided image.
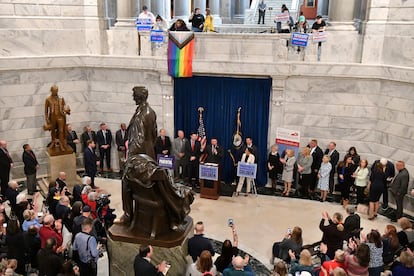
[108,216,193,276]
[46,152,78,187]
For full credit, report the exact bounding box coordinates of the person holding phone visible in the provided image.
[271,226,303,263]
[189,8,205,32]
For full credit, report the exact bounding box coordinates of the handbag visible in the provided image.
[364,185,370,197]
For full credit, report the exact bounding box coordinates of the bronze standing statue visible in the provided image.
[43,85,72,155]
[116,86,194,239]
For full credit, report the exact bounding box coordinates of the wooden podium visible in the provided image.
[199,164,220,200]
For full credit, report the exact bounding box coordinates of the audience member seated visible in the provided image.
[363,229,383,276]
[319,211,345,260]
[0,214,7,258]
[81,185,92,204]
[288,249,314,275]
[271,260,287,276]
[223,255,254,276]
[391,248,414,275]
[5,217,26,275]
[56,171,71,197]
[133,244,167,276]
[344,241,369,276]
[37,237,64,276]
[343,205,361,240]
[169,19,190,31]
[24,225,41,271]
[397,217,414,248]
[39,214,63,252]
[188,221,215,262]
[22,209,42,232]
[5,181,19,210]
[5,259,20,276]
[72,205,92,243]
[186,250,217,276]
[272,226,303,263]
[318,243,346,276]
[214,224,239,273]
[382,224,400,268]
[14,193,31,225]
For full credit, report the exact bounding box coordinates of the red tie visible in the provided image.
[192,141,194,151]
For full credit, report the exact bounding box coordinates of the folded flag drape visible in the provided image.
[168,31,195,78]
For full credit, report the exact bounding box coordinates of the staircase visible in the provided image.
[246,0,300,25]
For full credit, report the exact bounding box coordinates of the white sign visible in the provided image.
[274,13,290,22]
[313,32,328,43]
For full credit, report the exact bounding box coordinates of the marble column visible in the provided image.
[329,0,356,23]
[220,0,233,24]
[208,0,221,24]
[174,0,191,20]
[193,0,206,12]
[234,0,249,19]
[115,0,134,26]
[152,0,171,19]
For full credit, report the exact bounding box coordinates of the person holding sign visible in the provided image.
[312,15,326,32]
[236,148,255,197]
[275,4,293,33]
[138,5,155,24]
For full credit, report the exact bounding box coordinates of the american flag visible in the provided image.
[197,113,207,148]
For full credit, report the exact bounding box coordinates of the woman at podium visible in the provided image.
[236,148,255,196]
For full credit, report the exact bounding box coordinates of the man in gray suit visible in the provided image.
[390,160,410,221]
[172,130,190,182]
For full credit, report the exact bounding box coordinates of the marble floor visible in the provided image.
[95,176,399,274]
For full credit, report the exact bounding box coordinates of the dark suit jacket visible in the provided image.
[22,150,38,175]
[204,144,224,164]
[310,146,323,171]
[66,130,78,152]
[324,149,339,173]
[391,168,410,196]
[134,255,163,276]
[189,140,201,162]
[0,149,13,176]
[84,147,98,176]
[188,234,215,262]
[80,131,97,150]
[97,129,113,147]
[115,129,128,151]
[154,136,172,155]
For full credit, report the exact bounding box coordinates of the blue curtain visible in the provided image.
[174,75,271,186]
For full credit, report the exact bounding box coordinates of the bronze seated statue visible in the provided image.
[120,153,194,239]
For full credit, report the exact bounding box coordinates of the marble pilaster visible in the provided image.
[234,0,250,19]
[220,0,233,23]
[328,0,357,30]
[152,0,171,19]
[115,0,134,27]
[208,0,222,24]
[173,0,190,20]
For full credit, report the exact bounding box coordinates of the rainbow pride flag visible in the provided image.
[168,31,195,78]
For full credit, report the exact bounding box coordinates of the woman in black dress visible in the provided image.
[267,144,283,190]
[369,162,386,220]
[338,155,356,206]
[347,146,360,166]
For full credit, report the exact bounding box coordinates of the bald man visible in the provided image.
[390,161,410,221]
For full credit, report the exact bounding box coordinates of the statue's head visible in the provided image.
[50,85,59,96]
[132,86,148,104]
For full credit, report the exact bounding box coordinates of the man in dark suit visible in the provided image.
[390,161,410,221]
[66,123,80,153]
[80,125,97,151]
[309,139,323,195]
[243,137,258,162]
[96,122,113,172]
[188,132,201,187]
[324,141,340,194]
[22,144,39,195]
[134,245,167,276]
[204,138,224,165]
[84,140,99,188]
[154,128,172,156]
[115,123,128,174]
[373,158,395,210]
[0,140,13,195]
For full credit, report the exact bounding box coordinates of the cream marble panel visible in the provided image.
[0,3,13,15]
[368,7,390,20]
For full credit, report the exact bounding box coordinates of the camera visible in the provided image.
[228,219,233,227]
[96,194,111,207]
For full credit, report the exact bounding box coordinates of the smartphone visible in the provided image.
[2,223,6,228]
[228,218,233,227]
[287,228,292,234]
